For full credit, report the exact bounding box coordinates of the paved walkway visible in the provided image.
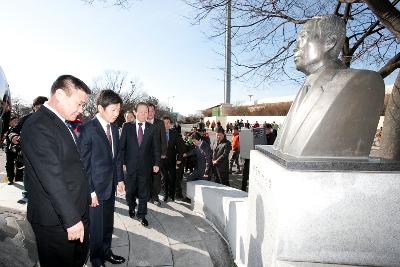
[0,150,233,267]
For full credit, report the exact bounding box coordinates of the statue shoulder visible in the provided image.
[324,68,384,95]
[338,68,383,83]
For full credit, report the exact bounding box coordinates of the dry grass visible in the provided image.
[228,102,292,116]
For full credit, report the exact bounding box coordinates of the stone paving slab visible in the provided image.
[150,202,203,245]
[171,240,214,267]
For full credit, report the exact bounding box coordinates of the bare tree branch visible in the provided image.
[378,52,400,78]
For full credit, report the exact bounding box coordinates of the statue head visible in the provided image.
[0,67,11,115]
[294,15,346,74]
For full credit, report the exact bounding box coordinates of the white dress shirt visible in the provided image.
[136,120,146,137]
[43,102,76,142]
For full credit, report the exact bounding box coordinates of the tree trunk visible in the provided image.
[380,71,400,160]
[361,0,400,39]
[361,0,400,160]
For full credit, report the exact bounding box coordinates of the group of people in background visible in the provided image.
[177,116,279,188]
[205,118,279,133]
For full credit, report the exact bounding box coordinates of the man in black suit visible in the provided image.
[146,103,167,205]
[20,75,91,267]
[184,132,213,181]
[161,116,184,202]
[119,102,160,226]
[78,90,125,267]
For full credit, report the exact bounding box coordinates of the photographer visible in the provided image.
[4,116,23,185]
[9,96,47,203]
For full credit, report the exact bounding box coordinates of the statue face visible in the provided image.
[0,67,11,118]
[294,27,325,73]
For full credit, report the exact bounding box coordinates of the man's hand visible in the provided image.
[203,174,208,178]
[117,181,125,193]
[153,166,160,173]
[11,135,20,145]
[90,195,99,208]
[161,155,167,159]
[176,161,182,169]
[212,160,218,165]
[67,221,84,243]
[183,153,187,157]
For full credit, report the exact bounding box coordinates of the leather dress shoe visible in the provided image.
[129,209,135,218]
[140,217,149,226]
[163,196,168,202]
[105,253,125,264]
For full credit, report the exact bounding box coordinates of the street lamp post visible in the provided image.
[224,0,232,104]
[167,96,175,113]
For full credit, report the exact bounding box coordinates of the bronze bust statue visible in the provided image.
[273,15,384,158]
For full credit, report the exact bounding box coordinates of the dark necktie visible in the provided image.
[166,130,169,148]
[106,124,112,148]
[65,120,77,144]
[138,122,143,146]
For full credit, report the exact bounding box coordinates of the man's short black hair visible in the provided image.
[191,132,202,141]
[96,90,123,108]
[265,123,273,129]
[147,103,156,109]
[233,126,239,130]
[32,96,48,107]
[163,115,171,122]
[135,102,148,111]
[216,127,225,134]
[50,75,91,95]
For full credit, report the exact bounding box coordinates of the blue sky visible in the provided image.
[0,1,396,115]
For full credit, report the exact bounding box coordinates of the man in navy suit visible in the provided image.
[79,90,125,267]
[21,75,91,267]
[119,102,160,226]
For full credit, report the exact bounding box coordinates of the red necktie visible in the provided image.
[138,123,143,146]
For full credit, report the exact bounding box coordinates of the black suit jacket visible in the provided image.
[187,140,213,179]
[212,138,231,173]
[119,121,161,180]
[78,117,121,201]
[165,129,184,167]
[150,118,167,158]
[21,106,89,229]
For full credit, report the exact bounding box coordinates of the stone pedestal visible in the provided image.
[247,146,400,267]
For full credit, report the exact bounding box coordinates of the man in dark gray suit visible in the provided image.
[119,102,161,226]
[212,128,231,186]
[184,132,212,181]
